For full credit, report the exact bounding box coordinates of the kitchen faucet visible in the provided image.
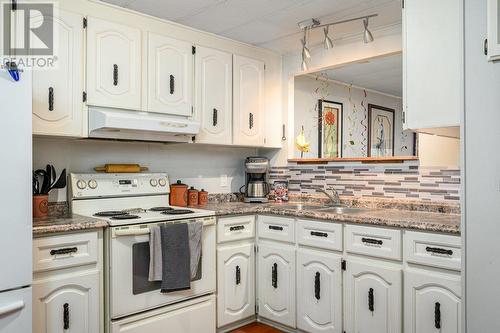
[317,187,341,206]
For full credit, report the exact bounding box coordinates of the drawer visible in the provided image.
[404,231,461,271]
[258,215,295,243]
[345,225,402,260]
[297,219,342,251]
[33,231,98,273]
[217,215,255,243]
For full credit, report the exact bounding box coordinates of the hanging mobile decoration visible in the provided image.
[345,84,359,156]
[295,126,310,158]
[360,89,368,157]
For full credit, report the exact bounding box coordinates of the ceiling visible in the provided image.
[101,0,402,54]
[319,53,402,96]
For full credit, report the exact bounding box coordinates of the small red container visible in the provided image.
[198,189,208,206]
[188,187,199,207]
[33,195,49,218]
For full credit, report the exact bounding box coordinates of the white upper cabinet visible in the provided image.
[487,0,500,61]
[87,17,141,110]
[297,248,342,333]
[404,270,461,333]
[147,33,193,116]
[217,243,255,328]
[403,0,462,132]
[233,55,265,146]
[32,10,85,137]
[194,46,232,144]
[344,260,402,333]
[258,242,295,328]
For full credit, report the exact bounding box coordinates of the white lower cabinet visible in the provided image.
[257,242,295,328]
[217,242,255,328]
[297,248,342,333]
[343,260,402,333]
[404,270,462,333]
[32,270,100,333]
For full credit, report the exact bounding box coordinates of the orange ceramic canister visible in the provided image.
[188,187,199,207]
[198,189,208,206]
[33,194,49,218]
[170,180,188,207]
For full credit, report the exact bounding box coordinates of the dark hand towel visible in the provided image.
[160,223,191,293]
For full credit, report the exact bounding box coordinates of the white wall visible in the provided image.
[293,75,414,158]
[464,0,500,331]
[418,133,460,167]
[34,138,255,202]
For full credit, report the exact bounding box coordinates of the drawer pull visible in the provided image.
[50,247,78,256]
[434,302,441,329]
[229,225,245,232]
[426,246,453,256]
[311,231,328,238]
[368,288,374,312]
[314,272,321,300]
[235,265,241,285]
[362,237,383,246]
[63,303,69,329]
[272,263,278,289]
[269,225,283,231]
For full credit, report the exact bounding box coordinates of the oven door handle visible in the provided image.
[114,229,151,237]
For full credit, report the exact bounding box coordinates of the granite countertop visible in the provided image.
[33,213,108,236]
[202,201,461,234]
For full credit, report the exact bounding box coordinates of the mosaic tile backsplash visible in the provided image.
[269,161,460,202]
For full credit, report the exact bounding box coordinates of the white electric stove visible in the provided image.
[69,172,215,224]
[69,173,217,333]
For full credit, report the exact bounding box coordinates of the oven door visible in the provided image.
[108,217,216,319]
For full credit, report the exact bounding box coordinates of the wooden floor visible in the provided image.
[229,323,284,333]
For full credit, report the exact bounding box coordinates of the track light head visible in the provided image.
[363,18,374,43]
[323,27,333,50]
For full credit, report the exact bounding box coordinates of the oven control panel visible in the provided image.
[70,173,170,198]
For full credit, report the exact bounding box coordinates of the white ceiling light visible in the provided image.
[323,26,333,50]
[363,18,374,43]
[297,14,377,70]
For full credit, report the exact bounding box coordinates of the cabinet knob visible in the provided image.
[434,302,441,329]
[63,303,70,329]
[249,113,254,129]
[271,263,278,289]
[169,75,175,94]
[314,272,321,300]
[368,288,374,312]
[48,87,54,111]
[213,108,218,127]
[113,64,118,86]
[235,265,241,285]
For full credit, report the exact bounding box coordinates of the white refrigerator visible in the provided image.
[0,67,33,332]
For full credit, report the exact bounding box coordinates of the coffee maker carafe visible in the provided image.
[241,157,270,203]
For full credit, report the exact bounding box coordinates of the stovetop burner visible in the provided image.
[94,211,126,217]
[161,209,195,215]
[149,207,174,212]
[110,214,141,220]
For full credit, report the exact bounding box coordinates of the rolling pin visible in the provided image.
[94,164,149,173]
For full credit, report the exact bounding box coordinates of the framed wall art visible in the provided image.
[367,104,395,157]
[318,99,343,158]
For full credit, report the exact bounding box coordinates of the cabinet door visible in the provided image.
[233,55,264,146]
[217,243,255,328]
[297,248,342,333]
[87,17,141,110]
[344,260,402,333]
[32,10,85,137]
[194,46,232,144]
[258,242,295,328]
[403,0,461,130]
[404,270,461,333]
[33,270,100,333]
[147,33,193,116]
[487,0,500,61]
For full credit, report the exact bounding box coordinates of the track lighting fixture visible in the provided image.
[297,14,377,70]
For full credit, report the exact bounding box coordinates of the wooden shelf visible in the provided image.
[287,156,419,165]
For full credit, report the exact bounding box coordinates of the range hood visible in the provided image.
[88,108,200,143]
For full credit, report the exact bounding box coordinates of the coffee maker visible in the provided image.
[241,157,270,203]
